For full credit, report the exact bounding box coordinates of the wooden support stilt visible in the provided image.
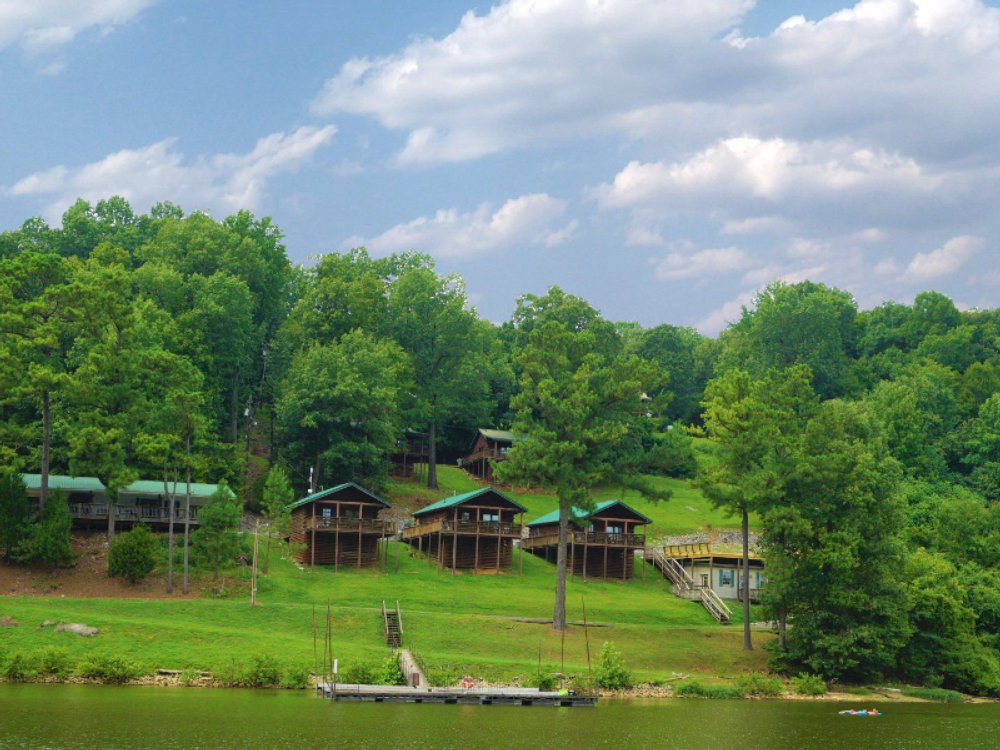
[603,538,608,580]
[334,502,340,573]
[474,508,480,573]
[357,517,362,572]
[518,513,523,576]
[583,532,588,583]
[495,516,501,574]
[452,508,459,575]
[310,504,316,570]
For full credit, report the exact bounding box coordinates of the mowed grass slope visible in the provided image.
[0,540,769,683]
[1,444,770,683]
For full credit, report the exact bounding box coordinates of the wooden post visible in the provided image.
[334,502,340,572]
[251,519,260,606]
[603,535,608,580]
[495,513,501,574]
[312,604,318,674]
[581,596,593,694]
[642,526,646,586]
[474,508,481,574]
[622,523,627,583]
[570,535,575,580]
[518,513,523,576]
[452,508,459,575]
[583,529,588,583]
[394,522,400,574]
[310,505,316,570]
[357,508,362,572]
[437,527,443,572]
[380,522,386,574]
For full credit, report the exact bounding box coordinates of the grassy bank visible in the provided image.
[0,538,770,685]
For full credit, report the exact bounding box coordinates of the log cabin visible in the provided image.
[390,430,429,479]
[459,429,519,483]
[522,500,651,581]
[286,483,393,570]
[22,473,230,529]
[401,487,527,573]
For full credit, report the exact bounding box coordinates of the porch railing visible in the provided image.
[30,502,200,523]
[522,530,645,549]
[401,518,522,539]
[305,517,392,533]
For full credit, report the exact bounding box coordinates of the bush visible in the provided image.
[3,651,37,682]
[38,647,73,676]
[0,472,31,559]
[376,654,405,686]
[844,686,873,695]
[280,665,311,690]
[790,674,828,696]
[179,668,201,686]
[674,681,743,699]
[734,672,784,697]
[901,687,964,703]
[214,658,245,687]
[13,490,73,566]
[340,662,377,685]
[595,642,632,690]
[77,655,141,684]
[243,654,280,688]
[533,672,557,691]
[108,525,159,582]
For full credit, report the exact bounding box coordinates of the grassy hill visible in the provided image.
[0,445,770,686]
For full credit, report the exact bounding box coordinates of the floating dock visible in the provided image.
[317,683,596,707]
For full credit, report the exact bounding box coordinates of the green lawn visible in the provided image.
[0,539,770,684]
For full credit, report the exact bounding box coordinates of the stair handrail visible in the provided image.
[395,600,404,638]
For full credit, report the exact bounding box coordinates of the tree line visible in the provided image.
[2,199,999,694]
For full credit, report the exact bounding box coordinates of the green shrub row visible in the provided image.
[674,681,745,699]
[901,687,964,703]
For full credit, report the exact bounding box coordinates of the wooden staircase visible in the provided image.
[645,549,733,625]
[382,600,403,648]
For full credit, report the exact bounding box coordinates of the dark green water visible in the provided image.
[1,685,998,749]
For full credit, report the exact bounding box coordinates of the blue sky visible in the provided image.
[3,0,1000,332]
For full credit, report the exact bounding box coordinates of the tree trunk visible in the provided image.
[230,371,239,444]
[553,500,569,631]
[779,603,787,651]
[742,507,752,651]
[183,433,192,595]
[106,490,116,545]
[164,464,175,594]
[40,390,50,510]
[427,422,438,490]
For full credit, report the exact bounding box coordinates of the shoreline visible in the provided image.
[1,674,993,704]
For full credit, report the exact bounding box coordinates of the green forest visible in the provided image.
[2,198,1000,696]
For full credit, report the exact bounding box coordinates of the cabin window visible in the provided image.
[606,524,623,535]
[321,507,332,519]
[701,574,709,588]
[461,511,471,521]
[719,569,735,586]
[482,513,499,522]
[343,507,358,519]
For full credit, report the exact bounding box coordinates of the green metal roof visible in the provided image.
[286,482,391,511]
[477,428,519,443]
[21,474,105,492]
[412,487,528,517]
[527,499,653,527]
[123,480,233,499]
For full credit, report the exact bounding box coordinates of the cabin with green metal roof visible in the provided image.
[401,487,527,573]
[522,500,651,581]
[287,483,393,570]
[22,474,229,529]
[460,428,520,483]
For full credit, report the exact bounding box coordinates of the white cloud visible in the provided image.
[654,247,752,281]
[312,0,753,164]
[903,235,984,281]
[721,216,789,235]
[353,193,572,258]
[0,0,159,52]
[8,126,337,220]
[696,289,757,335]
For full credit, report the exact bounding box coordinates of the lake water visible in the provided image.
[0,685,998,749]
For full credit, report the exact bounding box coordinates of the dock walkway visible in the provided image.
[316,683,596,707]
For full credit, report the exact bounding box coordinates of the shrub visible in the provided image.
[13,490,73,566]
[376,654,405,686]
[179,668,201,686]
[280,665,311,690]
[595,642,632,690]
[340,662,378,685]
[0,472,31,559]
[77,655,141,684]
[38,647,73,676]
[901,687,964,703]
[674,681,743,699]
[844,686,873,695]
[3,651,37,682]
[533,672,557,691]
[790,674,828,696]
[108,525,159,582]
[734,672,784,697]
[214,658,245,687]
[243,654,280,688]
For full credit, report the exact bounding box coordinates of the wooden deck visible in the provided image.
[521,530,645,550]
[317,683,596,707]
[401,518,522,540]
[659,542,763,561]
[31,503,201,524]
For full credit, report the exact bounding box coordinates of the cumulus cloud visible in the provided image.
[0,0,159,53]
[903,235,984,281]
[654,247,752,281]
[8,126,337,220]
[350,193,573,259]
[312,0,752,164]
